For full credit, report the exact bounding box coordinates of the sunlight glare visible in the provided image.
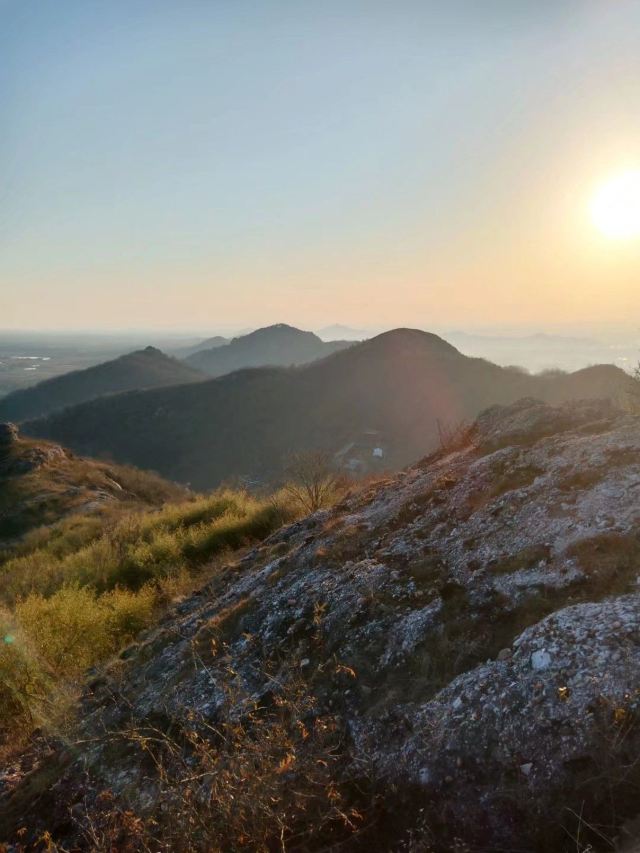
[590,170,640,239]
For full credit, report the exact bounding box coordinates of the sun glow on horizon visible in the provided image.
[590,170,640,239]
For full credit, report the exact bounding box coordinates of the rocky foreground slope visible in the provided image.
[4,398,640,851]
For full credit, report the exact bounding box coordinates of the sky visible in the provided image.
[2,0,640,332]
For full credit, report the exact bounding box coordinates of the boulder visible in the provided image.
[0,422,18,447]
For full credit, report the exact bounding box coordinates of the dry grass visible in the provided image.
[0,439,188,545]
[0,488,303,753]
[566,531,640,598]
[5,678,382,853]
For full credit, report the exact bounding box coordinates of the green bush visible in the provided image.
[15,583,159,677]
[0,622,48,745]
[16,586,115,675]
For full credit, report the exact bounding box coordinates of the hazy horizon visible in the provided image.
[0,319,638,341]
[3,1,640,331]
[1,320,638,378]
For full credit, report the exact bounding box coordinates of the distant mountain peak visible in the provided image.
[317,323,365,341]
[236,323,317,341]
[187,323,351,377]
[362,327,462,355]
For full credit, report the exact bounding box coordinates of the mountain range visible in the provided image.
[315,323,366,341]
[22,328,635,490]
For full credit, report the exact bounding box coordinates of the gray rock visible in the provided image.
[531,649,552,671]
[0,422,18,451]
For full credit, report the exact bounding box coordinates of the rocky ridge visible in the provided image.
[4,399,640,851]
[0,424,185,545]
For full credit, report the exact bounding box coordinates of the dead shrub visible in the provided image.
[282,450,347,514]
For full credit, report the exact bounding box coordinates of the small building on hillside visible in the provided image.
[334,429,388,475]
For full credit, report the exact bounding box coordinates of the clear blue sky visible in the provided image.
[2,1,640,331]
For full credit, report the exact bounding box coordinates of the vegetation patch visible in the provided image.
[194,595,255,661]
[566,531,640,598]
[490,543,552,575]
[605,446,640,468]
[1,678,382,853]
[0,487,302,752]
[466,463,543,517]
[407,552,447,585]
[0,439,187,545]
[323,524,371,565]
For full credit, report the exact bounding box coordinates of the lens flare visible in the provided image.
[590,170,640,239]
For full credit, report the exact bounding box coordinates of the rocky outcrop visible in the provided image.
[0,432,184,545]
[0,423,18,453]
[0,421,67,477]
[4,398,640,851]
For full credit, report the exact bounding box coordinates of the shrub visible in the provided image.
[0,619,48,748]
[16,586,115,676]
[15,583,161,678]
[282,450,346,513]
[104,585,157,639]
[435,418,474,453]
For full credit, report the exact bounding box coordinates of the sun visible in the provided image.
[590,170,640,239]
